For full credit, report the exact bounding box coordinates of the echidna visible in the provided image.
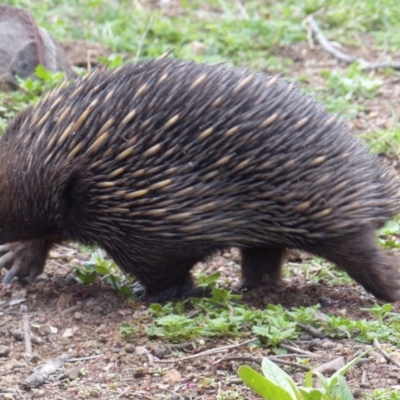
[1,58,400,302]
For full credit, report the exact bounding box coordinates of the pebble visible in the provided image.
[74,312,83,320]
[163,369,182,384]
[64,366,81,380]
[133,368,145,378]
[0,345,10,357]
[321,340,335,349]
[307,338,321,351]
[124,343,136,354]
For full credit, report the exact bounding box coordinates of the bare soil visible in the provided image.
[2,34,400,400]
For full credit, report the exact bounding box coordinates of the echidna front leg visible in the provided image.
[139,266,200,303]
[311,227,400,302]
[239,244,287,290]
[0,241,52,284]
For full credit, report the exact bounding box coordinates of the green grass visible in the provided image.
[5,0,400,58]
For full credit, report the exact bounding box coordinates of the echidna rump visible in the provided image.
[1,58,400,302]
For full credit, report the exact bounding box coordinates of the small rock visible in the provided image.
[163,369,182,384]
[38,324,58,336]
[74,312,83,320]
[64,366,81,380]
[186,41,207,56]
[307,338,321,351]
[133,368,145,378]
[122,343,134,353]
[321,340,335,349]
[134,346,148,355]
[11,289,27,299]
[27,353,41,363]
[92,306,103,314]
[62,327,78,338]
[147,343,168,358]
[4,394,14,400]
[31,336,43,345]
[0,345,10,357]
[11,329,24,341]
[32,389,46,398]
[369,350,386,363]
[353,388,365,398]
[314,357,345,375]
[57,293,73,309]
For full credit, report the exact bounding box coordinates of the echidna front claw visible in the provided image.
[0,241,52,284]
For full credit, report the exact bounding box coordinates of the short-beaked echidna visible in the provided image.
[1,58,400,302]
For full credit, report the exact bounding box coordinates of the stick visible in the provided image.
[21,305,32,360]
[153,338,257,363]
[373,338,400,368]
[305,15,400,71]
[134,17,154,63]
[214,355,311,371]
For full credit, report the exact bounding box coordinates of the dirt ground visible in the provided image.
[2,28,400,400]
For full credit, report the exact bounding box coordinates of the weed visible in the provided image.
[239,350,371,400]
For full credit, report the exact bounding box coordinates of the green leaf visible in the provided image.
[304,369,314,388]
[313,372,329,390]
[330,348,372,382]
[378,220,400,236]
[261,358,301,399]
[198,272,221,286]
[238,365,295,400]
[299,387,324,400]
[336,375,354,400]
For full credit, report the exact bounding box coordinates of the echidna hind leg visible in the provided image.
[239,244,286,290]
[312,227,400,302]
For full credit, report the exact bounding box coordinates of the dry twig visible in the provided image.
[23,354,71,388]
[373,338,400,368]
[20,305,32,361]
[153,338,257,363]
[214,355,311,371]
[305,15,400,71]
[280,342,316,355]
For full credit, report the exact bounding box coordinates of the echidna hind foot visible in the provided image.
[238,244,287,290]
[0,241,52,284]
[311,226,400,302]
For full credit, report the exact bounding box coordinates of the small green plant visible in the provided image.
[322,62,383,100]
[119,322,136,337]
[73,250,134,297]
[316,62,383,116]
[0,65,66,134]
[238,349,371,400]
[364,388,400,400]
[361,127,400,159]
[377,220,400,249]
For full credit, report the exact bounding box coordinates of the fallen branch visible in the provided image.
[153,338,257,364]
[20,305,32,361]
[304,15,400,71]
[297,323,326,339]
[214,355,311,371]
[23,354,71,388]
[373,338,400,369]
[280,342,317,355]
